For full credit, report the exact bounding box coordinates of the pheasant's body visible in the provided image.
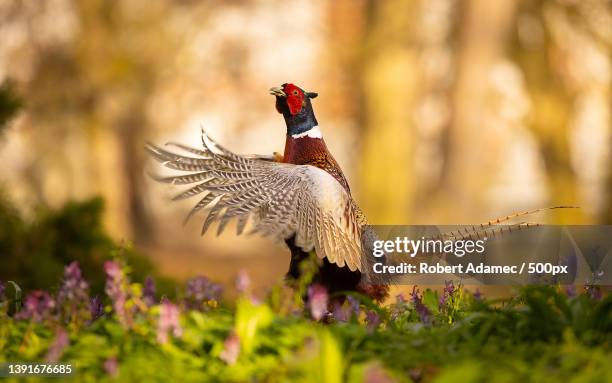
[275,85,387,300]
[282,133,369,298]
[283,135,350,192]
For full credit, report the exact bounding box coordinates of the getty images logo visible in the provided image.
[372,237,487,258]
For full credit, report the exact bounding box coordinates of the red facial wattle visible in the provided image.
[283,83,304,115]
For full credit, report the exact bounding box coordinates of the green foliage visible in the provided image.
[0,203,610,381]
[0,196,170,296]
[1,265,611,383]
[0,80,21,132]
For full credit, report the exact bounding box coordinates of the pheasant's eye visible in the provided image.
[292,90,299,96]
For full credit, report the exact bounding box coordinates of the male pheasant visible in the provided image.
[147,83,387,300]
[269,83,388,300]
[147,83,572,302]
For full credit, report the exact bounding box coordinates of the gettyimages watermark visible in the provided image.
[361,225,611,285]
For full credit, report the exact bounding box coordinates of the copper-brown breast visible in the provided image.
[283,136,351,194]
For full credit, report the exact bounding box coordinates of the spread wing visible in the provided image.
[146,130,364,272]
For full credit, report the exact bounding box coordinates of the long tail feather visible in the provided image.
[430,206,577,242]
[475,206,578,227]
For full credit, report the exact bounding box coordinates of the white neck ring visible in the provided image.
[291,126,322,139]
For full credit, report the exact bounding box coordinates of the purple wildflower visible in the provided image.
[332,301,351,322]
[473,289,482,300]
[219,332,240,364]
[235,270,251,294]
[142,276,156,307]
[565,285,576,298]
[16,291,55,322]
[396,294,406,305]
[235,270,261,303]
[348,296,360,316]
[0,281,5,315]
[410,286,431,324]
[157,301,183,344]
[390,294,408,320]
[185,276,222,310]
[364,363,394,383]
[332,297,360,322]
[365,310,381,332]
[438,280,456,309]
[585,285,602,301]
[46,327,69,362]
[307,284,328,321]
[57,262,90,323]
[89,296,104,322]
[104,261,129,327]
[57,262,89,303]
[104,357,119,377]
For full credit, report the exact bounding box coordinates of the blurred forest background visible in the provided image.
[0,0,610,292]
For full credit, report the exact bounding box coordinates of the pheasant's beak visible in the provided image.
[269,87,286,97]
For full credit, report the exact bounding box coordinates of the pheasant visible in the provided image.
[147,83,387,300]
[147,83,573,302]
[269,83,387,300]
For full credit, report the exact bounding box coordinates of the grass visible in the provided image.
[0,258,610,382]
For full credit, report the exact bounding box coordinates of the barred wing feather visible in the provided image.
[146,131,364,272]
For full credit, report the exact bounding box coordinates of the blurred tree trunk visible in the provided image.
[346,0,418,224]
[74,0,165,242]
[442,0,517,220]
[116,99,153,243]
[511,0,585,223]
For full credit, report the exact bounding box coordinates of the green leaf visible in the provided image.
[7,281,22,313]
[423,288,439,314]
[235,298,273,355]
[317,330,344,383]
